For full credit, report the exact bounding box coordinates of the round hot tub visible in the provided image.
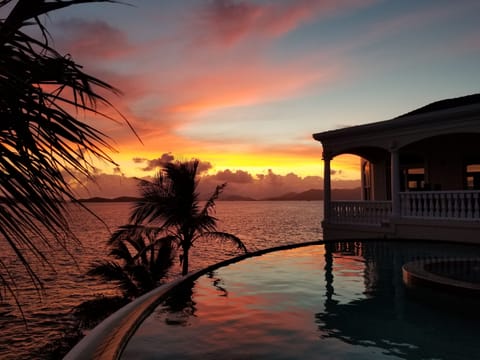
[402,258,480,299]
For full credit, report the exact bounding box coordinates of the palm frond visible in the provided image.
[87,260,139,298]
[202,231,248,253]
[201,183,226,218]
[109,241,134,263]
[0,0,135,302]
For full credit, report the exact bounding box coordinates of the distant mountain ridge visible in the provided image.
[262,188,361,201]
[78,188,361,202]
[78,196,139,203]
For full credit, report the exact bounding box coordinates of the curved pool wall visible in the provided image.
[64,241,323,360]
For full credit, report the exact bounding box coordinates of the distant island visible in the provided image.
[78,188,361,202]
[77,196,140,203]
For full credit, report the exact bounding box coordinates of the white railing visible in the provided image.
[400,191,480,220]
[330,201,392,225]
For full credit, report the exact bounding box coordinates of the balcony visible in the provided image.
[328,191,480,226]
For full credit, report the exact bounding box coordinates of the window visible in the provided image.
[404,167,425,191]
[465,164,480,190]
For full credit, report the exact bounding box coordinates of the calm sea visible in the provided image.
[0,201,323,360]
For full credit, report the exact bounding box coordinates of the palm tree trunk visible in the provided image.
[182,248,189,276]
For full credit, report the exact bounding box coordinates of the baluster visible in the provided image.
[369,203,372,224]
[421,193,426,217]
[414,194,418,217]
[466,192,472,219]
[411,193,415,217]
[416,193,421,217]
[440,193,445,218]
[351,202,354,223]
[474,193,479,218]
[368,203,372,224]
[410,194,416,217]
[433,193,439,217]
[453,193,459,218]
[427,193,433,217]
[400,193,405,216]
[447,193,452,218]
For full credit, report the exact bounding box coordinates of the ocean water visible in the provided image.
[0,201,323,360]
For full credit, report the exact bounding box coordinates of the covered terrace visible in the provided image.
[313,94,480,243]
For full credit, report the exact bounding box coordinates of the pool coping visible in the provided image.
[64,240,323,360]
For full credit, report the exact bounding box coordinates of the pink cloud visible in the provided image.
[162,56,340,115]
[200,168,360,199]
[196,0,375,46]
[56,18,134,60]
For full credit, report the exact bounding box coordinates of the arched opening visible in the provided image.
[332,147,390,201]
[328,154,362,199]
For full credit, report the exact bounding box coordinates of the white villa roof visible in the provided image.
[313,94,480,157]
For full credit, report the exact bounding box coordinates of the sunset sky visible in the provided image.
[42,0,480,197]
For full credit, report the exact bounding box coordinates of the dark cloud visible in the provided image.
[197,160,213,174]
[133,154,211,174]
[212,169,254,183]
[135,153,175,171]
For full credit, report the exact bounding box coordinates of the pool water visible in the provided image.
[122,241,480,360]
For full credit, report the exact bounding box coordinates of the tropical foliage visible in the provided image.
[0,0,129,299]
[130,159,248,275]
[88,225,174,299]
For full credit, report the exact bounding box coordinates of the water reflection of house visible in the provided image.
[313,94,480,243]
[320,241,480,359]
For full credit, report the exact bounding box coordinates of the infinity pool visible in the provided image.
[122,241,480,359]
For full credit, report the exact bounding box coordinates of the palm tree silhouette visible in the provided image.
[87,225,173,299]
[0,1,133,301]
[88,225,174,298]
[131,159,247,275]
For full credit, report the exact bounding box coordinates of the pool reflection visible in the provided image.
[318,241,480,360]
[123,241,480,360]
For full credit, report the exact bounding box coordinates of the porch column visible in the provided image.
[323,151,332,222]
[390,147,400,217]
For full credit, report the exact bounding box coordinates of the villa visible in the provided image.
[313,94,480,243]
